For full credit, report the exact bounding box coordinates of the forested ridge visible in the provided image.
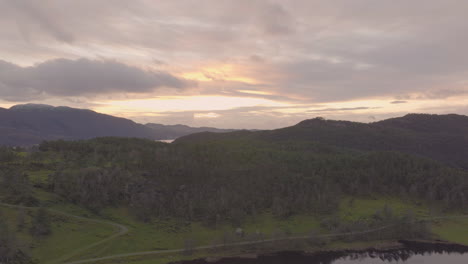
[2,114,468,221]
[3,134,466,225]
[176,114,468,169]
[1,114,468,263]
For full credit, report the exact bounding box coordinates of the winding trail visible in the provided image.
[45,210,128,264]
[0,202,128,264]
[61,215,468,264]
[1,202,466,264]
[63,224,397,264]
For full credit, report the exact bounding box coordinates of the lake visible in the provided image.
[175,241,468,264]
[156,139,175,143]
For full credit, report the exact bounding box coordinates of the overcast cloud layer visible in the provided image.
[0,58,192,101]
[1,0,468,128]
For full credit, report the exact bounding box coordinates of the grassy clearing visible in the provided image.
[71,207,321,261]
[68,197,424,262]
[0,204,115,263]
[32,216,115,263]
[3,195,454,264]
[80,249,240,264]
[69,237,403,264]
[432,217,468,245]
[48,197,468,264]
[27,170,53,185]
[338,196,429,221]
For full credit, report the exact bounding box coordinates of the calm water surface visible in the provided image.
[333,251,467,263]
[177,242,468,264]
[156,139,175,143]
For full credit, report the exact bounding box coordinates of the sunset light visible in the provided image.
[180,64,259,84]
[1,2,468,263]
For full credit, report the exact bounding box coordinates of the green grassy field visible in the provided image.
[70,207,322,261]
[62,196,434,263]
[2,190,466,264]
[28,170,53,186]
[432,217,468,245]
[0,205,115,263]
[338,196,429,221]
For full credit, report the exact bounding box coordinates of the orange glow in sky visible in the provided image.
[180,64,259,84]
[94,95,290,113]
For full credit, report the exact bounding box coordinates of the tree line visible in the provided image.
[35,137,468,224]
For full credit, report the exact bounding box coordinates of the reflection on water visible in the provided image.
[176,241,468,264]
[156,139,174,143]
[334,241,468,263]
[334,250,468,263]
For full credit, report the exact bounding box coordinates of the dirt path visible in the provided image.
[0,202,129,264]
[62,224,396,264]
[2,202,466,264]
[61,215,468,264]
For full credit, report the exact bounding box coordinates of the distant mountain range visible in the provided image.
[0,104,234,146]
[176,113,468,169]
[3,104,468,169]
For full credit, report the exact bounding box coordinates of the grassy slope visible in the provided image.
[64,196,430,263]
[1,166,117,263]
[338,197,429,221]
[4,185,466,264]
[28,170,53,185]
[0,206,115,263]
[2,159,465,263]
[71,197,468,264]
[341,198,468,246]
[432,218,468,245]
[72,207,321,260]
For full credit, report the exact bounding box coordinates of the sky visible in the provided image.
[1,0,468,129]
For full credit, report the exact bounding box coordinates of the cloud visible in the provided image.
[390,100,407,104]
[0,58,194,101]
[306,107,375,113]
[418,88,468,100]
[194,112,221,119]
[254,1,295,36]
[8,0,75,43]
[2,0,468,127]
[127,104,380,129]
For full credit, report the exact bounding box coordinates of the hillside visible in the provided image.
[175,114,468,169]
[1,131,468,263]
[376,113,468,135]
[0,104,157,146]
[0,104,233,146]
[1,113,468,263]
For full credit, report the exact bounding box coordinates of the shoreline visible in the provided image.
[178,239,468,264]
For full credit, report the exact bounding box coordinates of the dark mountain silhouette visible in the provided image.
[0,104,232,146]
[375,113,468,135]
[175,114,468,169]
[0,104,156,146]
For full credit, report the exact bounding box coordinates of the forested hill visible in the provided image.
[0,104,234,146]
[175,114,468,169]
[8,135,466,225]
[376,113,468,135]
[2,134,467,263]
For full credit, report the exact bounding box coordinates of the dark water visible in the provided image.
[176,241,468,264]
